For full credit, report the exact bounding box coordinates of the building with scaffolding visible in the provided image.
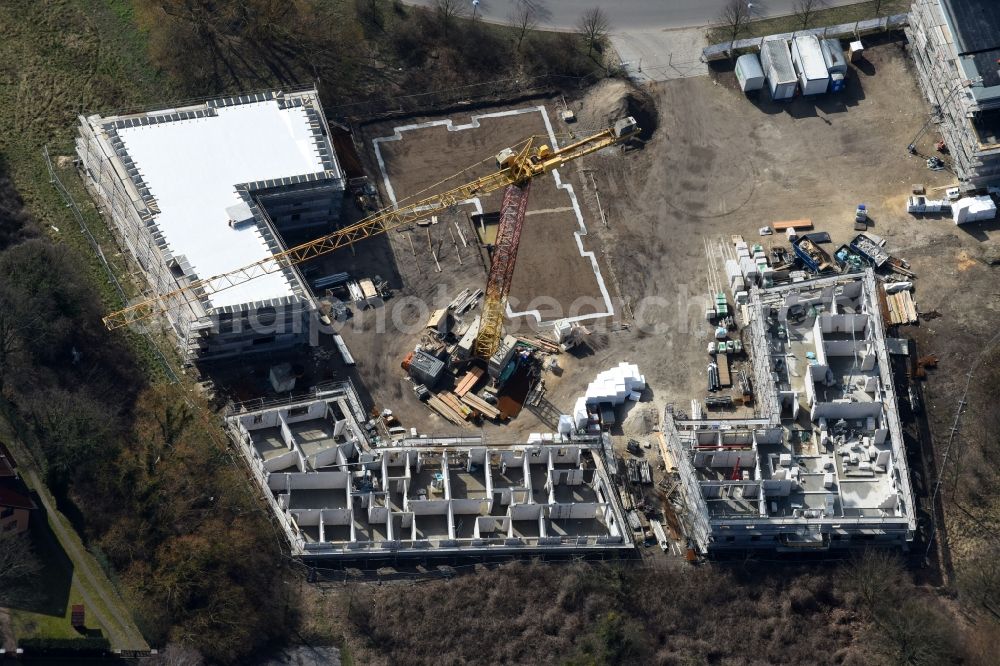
[907,0,1000,187]
[666,271,917,553]
[225,382,632,558]
[76,88,345,362]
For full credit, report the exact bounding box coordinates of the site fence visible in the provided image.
[328,73,602,124]
[307,553,656,585]
[702,13,910,62]
[302,544,884,584]
[41,145,179,384]
[226,379,366,418]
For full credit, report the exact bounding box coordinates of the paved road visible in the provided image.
[402,0,868,31]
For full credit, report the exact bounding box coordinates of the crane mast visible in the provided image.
[475,181,531,359]
[102,118,639,334]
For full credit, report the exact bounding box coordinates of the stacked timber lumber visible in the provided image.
[657,432,677,473]
[877,286,892,327]
[439,392,472,419]
[885,290,918,325]
[717,354,731,387]
[427,394,467,425]
[516,336,560,353]
[454,367,484,397]
[773,219,813,231]
[460,392,501,420]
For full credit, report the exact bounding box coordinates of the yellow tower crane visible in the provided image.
[102,117,640,356]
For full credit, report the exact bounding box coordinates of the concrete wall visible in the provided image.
[812,400,883,420]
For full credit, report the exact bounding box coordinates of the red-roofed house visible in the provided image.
[0,443,36,535]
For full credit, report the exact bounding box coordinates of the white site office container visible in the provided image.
[821,39,848,74]
[791,35,829,96]
[821,39,848,92]
[760,40,797,101]
[735,53,765,93]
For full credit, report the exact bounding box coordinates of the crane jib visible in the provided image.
[102,119,638,330]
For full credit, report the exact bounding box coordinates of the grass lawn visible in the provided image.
[6,519,101,641]
[0,0,183,384]
[707,0,911,44]
[0,407,147,648]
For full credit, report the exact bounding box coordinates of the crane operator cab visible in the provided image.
[613,116,639,138]
[494,144,553,170]
[495,147,518,170]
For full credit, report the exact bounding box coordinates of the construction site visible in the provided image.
[72,19,1000,567]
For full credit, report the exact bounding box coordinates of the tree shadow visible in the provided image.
[7,511,73,618]
[852,55,876,77]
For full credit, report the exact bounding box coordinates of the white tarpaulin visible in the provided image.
[952,195,997,225]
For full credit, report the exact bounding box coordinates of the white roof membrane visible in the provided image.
[116,101,325,309]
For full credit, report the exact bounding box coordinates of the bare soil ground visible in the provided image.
[345,104,627,436]
[344,39,967,440]
[263,38,997,576]
[366,107,615,323]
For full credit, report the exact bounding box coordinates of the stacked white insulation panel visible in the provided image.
[725,259,745,295]
[572,363,646,429]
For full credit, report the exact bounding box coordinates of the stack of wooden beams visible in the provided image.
[439,393,471,419]
[885,289,918,325]
[427,394,468,425]
[517,336,560,353]
[772,219,813,231]
[454,367,484,397]
[460,392,501,420]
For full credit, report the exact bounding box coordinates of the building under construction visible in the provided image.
[907,0,1000,187]
[76,88,345,361]
[666,271,917,554]
[226,382,632,558]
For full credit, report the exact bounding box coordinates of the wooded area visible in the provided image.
[0,161,296,660]
[303,554,981,665]
[136,0,607,116]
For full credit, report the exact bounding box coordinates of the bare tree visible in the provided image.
[0,289,32,394]
[844,549,905,616]
[957,545,1000,620]
[874,598,958,666]
[435,0,468,37]
[577,7,610,58]
[794,0,826,30]
[716,0,754,48]
[151,643,204,666]
[0,307,20,394]
[0,530,41,605]
[356,0,386,32]
[509,0,545,51]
